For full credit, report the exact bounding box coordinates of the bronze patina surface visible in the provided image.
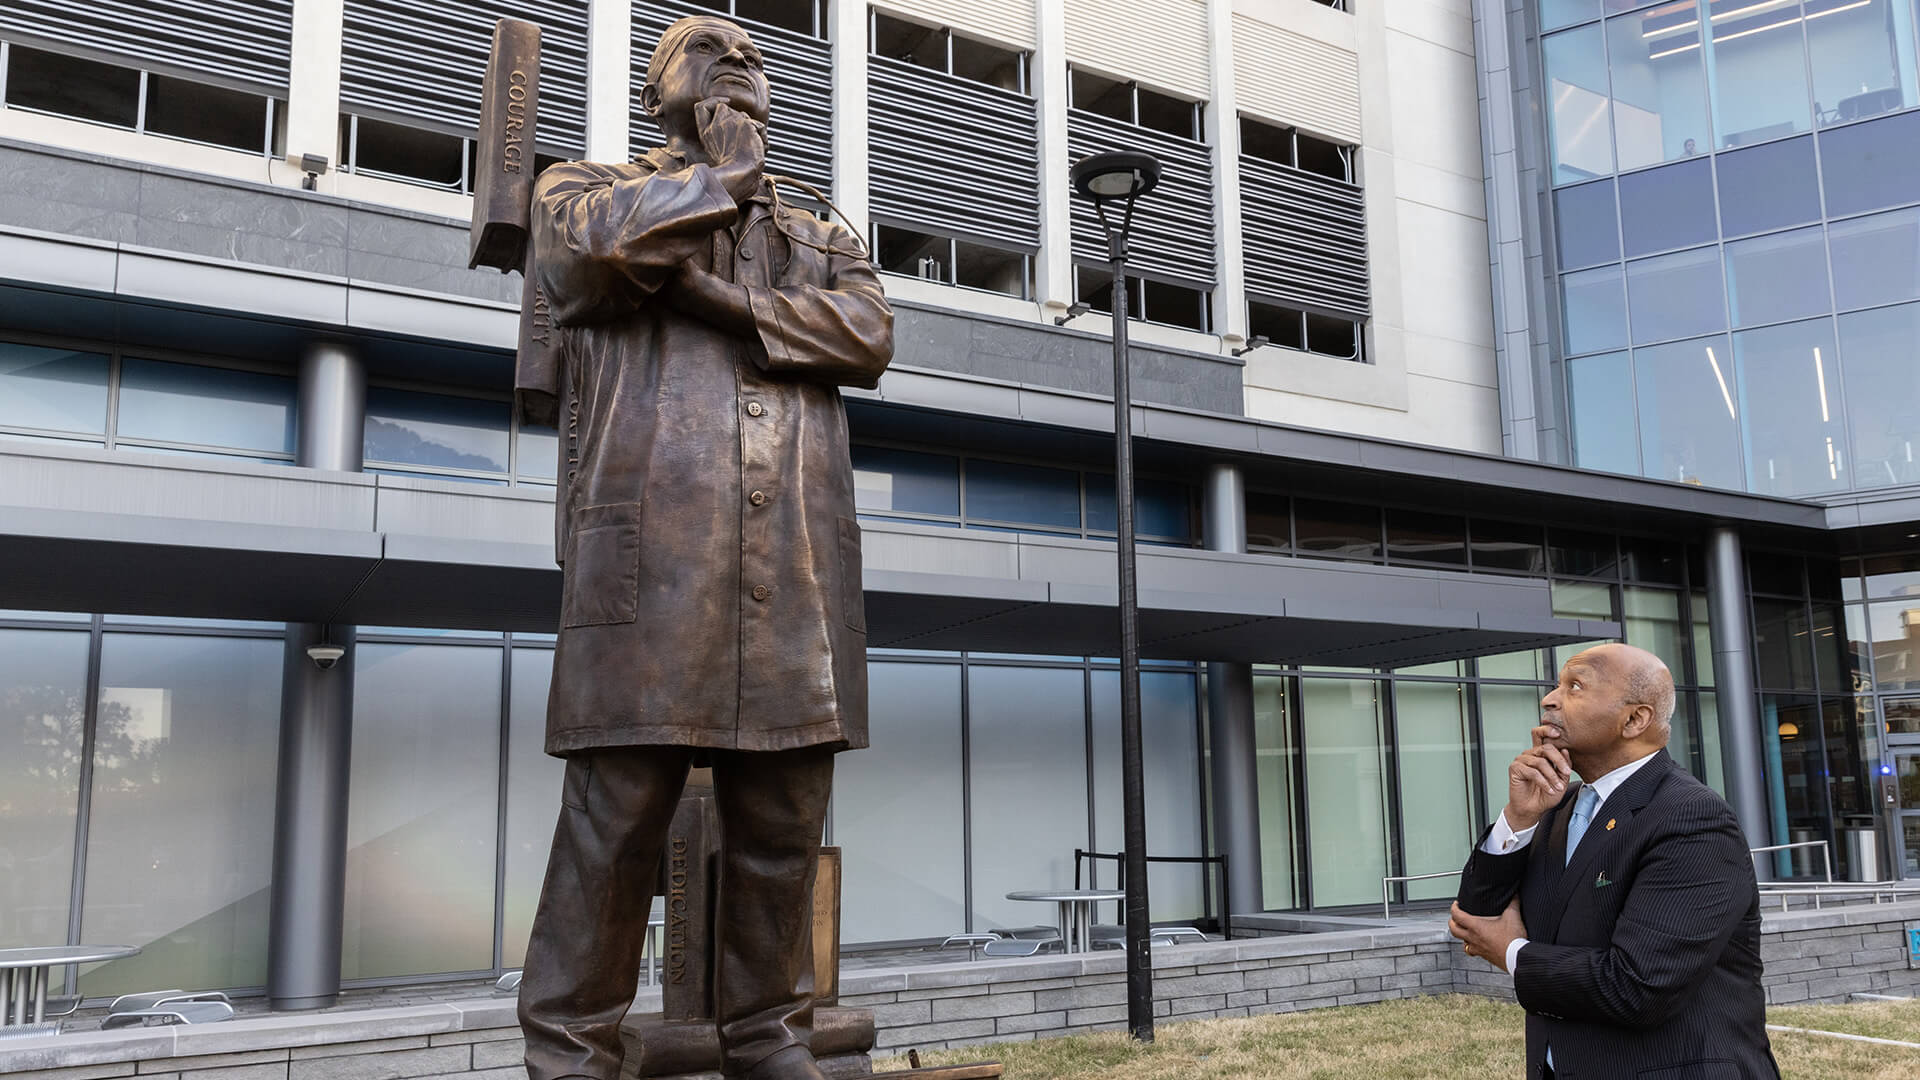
[514,15,893,1080]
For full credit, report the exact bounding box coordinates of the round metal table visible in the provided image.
[1004,889,1126,954]
[0,945,140,1027]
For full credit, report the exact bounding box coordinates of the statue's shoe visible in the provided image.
[743,1045,829,1080]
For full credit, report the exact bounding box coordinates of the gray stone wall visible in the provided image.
[7,908,1915,1078]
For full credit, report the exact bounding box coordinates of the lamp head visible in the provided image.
[1071,151,1162,203]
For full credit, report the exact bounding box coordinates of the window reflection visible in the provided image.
[1734,319,1848,495]
[1634,334,1744,488]
[501,647,561,968]
[1606,4,1714,170]
[1394,681,1478,900]
[1569,351,1641,474]
[364,387,511,474]
[964,458,1079,530]
[1543,24,1615,183]
[117,358,296,456]
[1302,678,1389,906]
[1563,265,1629,354]
[1724,227,1831,328]
[1837,302,1920,489]
[0,342,108,438]
[1703,0,1812,149]
[851,446,961,517]
[1619,158,1717,257]
[1555,180,1621,268]
[1715,136,1821,237]
[1829,207,1920,311]
[1293,498,1382,560]
[1627,246,1727,344]
[0,629,90,965]
[1818,106,1920,216]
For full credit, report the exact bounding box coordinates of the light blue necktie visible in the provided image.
[1566,784,1601,866]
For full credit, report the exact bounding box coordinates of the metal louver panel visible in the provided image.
[868,56,1038,252]
[1068,110,1216,288]
[1239,154,1369,318]
[340,0,589,156]
[0,0,292,92]
[629,1,832,194]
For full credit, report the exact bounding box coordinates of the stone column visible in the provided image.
[1202,464,1264,920]
[585,0,634,162]
[269,341,366,1009]
[1032,0,1075,317]
[284,0,345,187]
[1704,526,1774,880]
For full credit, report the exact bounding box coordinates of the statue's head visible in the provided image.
[640,15,771,140]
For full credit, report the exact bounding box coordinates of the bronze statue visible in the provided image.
[513,15,893,1080]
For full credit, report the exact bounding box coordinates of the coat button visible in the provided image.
[746,401,764,417]
[749,490,767,506]
[751,585,771,601]
[740,246,754,261]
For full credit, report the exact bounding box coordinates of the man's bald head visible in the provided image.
[1578,643,1676,739]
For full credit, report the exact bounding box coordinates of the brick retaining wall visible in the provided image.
[5,901,1915,1079]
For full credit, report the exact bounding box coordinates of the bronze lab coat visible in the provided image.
[525,149,892,757]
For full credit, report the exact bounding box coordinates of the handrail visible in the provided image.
[1756,881,1920,912]
[1749,840,1833,883]
[1381,870,1463,922]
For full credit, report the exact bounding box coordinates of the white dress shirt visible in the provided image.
[1481,750,1660,974]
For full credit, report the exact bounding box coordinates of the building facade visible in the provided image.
[0,0,1905,1011]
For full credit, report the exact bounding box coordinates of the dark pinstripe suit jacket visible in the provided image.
[1456,750,1781,1080]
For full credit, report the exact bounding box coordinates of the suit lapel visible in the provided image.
[1541,750,1675,942]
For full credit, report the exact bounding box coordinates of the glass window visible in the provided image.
[1724,228,1831,329]
[344,642,501,980]
[1618,159,1717,257]
[1623,586,1685,674]
[1605,4,1713,170]
[501,647,562,968]
[144,75,269,154]
[1758,693,1828,879]
[1819,109,1920,217]
[365,388,511,474]
[5,47,140,128]
[1555,181,1621,269]
[1715,136,1820,237]
[1622,537,1685,586]
[838,661,965,942]
[1293,499,1382,561]
[1247,491,1289,551]
[1699,690,1724,791]
[1627,247,1726,344]
[1748,550,1806,596]
[80,633,283,996]
[967,664,1088,929]
[1252,675,1300,910]
[1569,350,1641,474]
[1634,334,1744,488]
[1550,529,1620,578]
[1754,597,1816,690]
[1469,520,1546,575]
[964,459,1079,530]
[1734,318,1848,495]
[1092,671,1202,920]
[0,342,108,438]
[0,629,90,964]
[1829,207,1920,312]
[1554,579,1616,620]
[1394,681,1477,900]
[1705,0,1812,149]
[1807,0,1918,127]
[1480,683,1547,825]
[1544,25,1616,183]
[1867,599,1920,690]
[852,446,960,517]
[1086,477,1193,540]
[1384,510,1467,566]
[1542,0,1601,31]
[516,423,558,483]
[1563,266,1629,354]
[1838,303,1920,489]
[1302,678,1388,907]
[1692,591,1715,687]
[117,359,296,455]
[1864,552,1920,599]
[1478,648,1547,681]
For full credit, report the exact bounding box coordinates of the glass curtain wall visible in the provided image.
[1546,1,1920,500]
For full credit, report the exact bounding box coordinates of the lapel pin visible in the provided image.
[1605,818,1616,831]
[1595,871,1613,888]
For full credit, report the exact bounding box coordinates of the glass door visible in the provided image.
[1897,751,1920,879]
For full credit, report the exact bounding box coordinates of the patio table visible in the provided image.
[0,944,139,1027]
[1004,889,1125,954]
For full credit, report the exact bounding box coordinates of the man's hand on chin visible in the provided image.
[1449,897,1527,973]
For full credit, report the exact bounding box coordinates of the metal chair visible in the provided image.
[495,970,523,993]
[100,1000,234,1028]
[1150,927,1208,946]
[981,935,1061,958]
[108,989,230,1014]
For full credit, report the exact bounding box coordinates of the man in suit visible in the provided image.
[1448,643,1780,1080]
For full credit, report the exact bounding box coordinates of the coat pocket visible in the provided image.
[1635,1060,1741,1079]
[839,516,866,634]
[562,502,643,628]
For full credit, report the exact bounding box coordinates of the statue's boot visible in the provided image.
[743,1045,830,1080]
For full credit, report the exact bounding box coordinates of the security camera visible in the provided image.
[306,643,346,670]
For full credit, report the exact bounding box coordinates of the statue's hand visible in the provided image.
[664,262,754,334]
[695,98,766,204]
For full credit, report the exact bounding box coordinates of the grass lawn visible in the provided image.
[877,994,1920,1079]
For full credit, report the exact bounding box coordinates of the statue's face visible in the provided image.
[648,20,771,132]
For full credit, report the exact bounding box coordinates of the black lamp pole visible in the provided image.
[1070,149,1162,1043]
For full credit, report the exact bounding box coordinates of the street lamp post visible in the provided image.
[1070,149,1162,1043]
